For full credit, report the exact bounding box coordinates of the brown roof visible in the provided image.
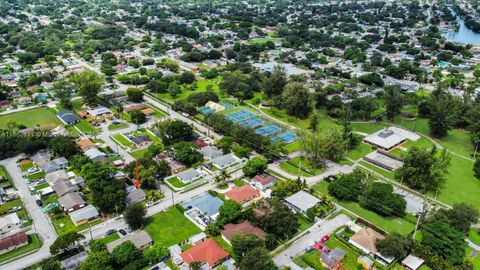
[58,192,85,210]
[225,185,260,204]
[0,232,28,251]
[141,108,155,115]
[124,103,146,112]
[253,174,276,186]
[350,227,385,254]
[76,138,95,150]
[193,139,208,148]
[221,220,267,242]
[180,238,229,266]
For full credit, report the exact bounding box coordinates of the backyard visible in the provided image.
[144,207,202,247]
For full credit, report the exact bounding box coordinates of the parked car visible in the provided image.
[105,229,117,236]
[324,175,337,182]
[27,168,38,174]
[146,200,160,208]
[125,227,133,233]
[8,206,22,213]
[36,199,43,206]
[321,234,330,243]
[119,229,127,236]
[305,246,315,253]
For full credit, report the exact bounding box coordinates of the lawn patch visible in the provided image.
[0,107,62,129]
[145,207,202,246]
[280,157,326,177]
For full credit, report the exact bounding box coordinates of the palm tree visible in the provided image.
[215,170,230,187]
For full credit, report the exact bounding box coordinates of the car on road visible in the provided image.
[305,246,315,253]
[324,175,337,182]
[36,199,43,206]
[105,229,117,236]
[125,227,133,233]
[321,234,330,243]
[119,229,127,236]
[146,200,161,208]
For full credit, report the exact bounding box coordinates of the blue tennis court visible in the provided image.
[255,125,281,136]
[198,107,215,114]
[276,132,297,143]
[232,112,249,120]
[238,110,255,118]
[220,102,233,110]
[225,115,239,123]
[240,118,262,128]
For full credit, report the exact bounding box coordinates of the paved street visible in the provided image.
[0,157,57,270]
[273,214,351,267]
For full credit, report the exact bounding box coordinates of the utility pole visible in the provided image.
[413,202,429,240]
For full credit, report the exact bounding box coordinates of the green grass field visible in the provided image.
[0,107,62,129]
[312,181,415,235]
[469,228,480,246]
[156,78,221,103]
[108,122,129,131]
[249,37,280,44]
[96,233,120,245]
[26,171,45,181]
[145,207,201,246]
[52,214,102,236]
[0,234,42,263]
[345,142,374,161]
[280,157,326,177]
[111,134,132,147]
[166,177,188,189]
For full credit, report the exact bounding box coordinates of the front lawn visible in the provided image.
[0,199,23,215]
[52,214,102,236]
[27,171,46,181]
[166,177,188,189]
[19,161,34,172]
[145,207,202,246]
[111,134,131,147]
[345,142,374,161]
[108,122,129,131]
[74,120,95,134]
[280,157,326,177]
[97,233,120,245]
[0,234,42,263]
[0,107,61,129]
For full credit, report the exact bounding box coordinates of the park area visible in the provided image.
[144,207,202,247]
[0,107,61,129]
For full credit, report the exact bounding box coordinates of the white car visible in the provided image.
[146,200,161,208]
[27,167,38,174]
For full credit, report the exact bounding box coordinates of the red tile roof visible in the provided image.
[225,185,260,204]
[0,232,28,251]
[253,174,276,186]
[221,220,267,242]
[180,238,229,266]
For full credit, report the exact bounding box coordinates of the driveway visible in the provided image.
[273,214,351,267]
[0,157,57,270]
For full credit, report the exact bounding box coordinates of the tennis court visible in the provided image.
[225,115,239,123]
[255,125,281,136]
[240,118,263,128]
[276,132,297,143]
[220,102,233,110]
[198,107,215,114]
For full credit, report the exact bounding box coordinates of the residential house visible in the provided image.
[60,251,88,270]
[76,138,96,152]
[0,232,28,255]
[87,107,113,119]
[69,205,99,226]
[200,146,223,160]
[165,168,202,184]
[252,174,276,191]
[221,220,266,244]
[57,110,80,125]
[107,231,153,252]
[349,227,393,264]
[180,238,229,268]
[168,160,187,174]
[39,157,68,174]
[188,232,207,246]
[50,126,69,136]
[52,181,79,197]
[358,255,374,270]
[181,193,224,220]
[0,213,23,237]
[402,255,425,270]
[8,91,22,99]
[58,193,85,213]
[320,247,345,270]
[284,191,321,215]
[126,188,146,205]
[84,148,107,161]
[31,151,52,165]
[224,185,260,205]
[45,170,69,185]
[15,96,32,105]
[210,153,239,170]
[131,135,153,149]
[0,100,10,110]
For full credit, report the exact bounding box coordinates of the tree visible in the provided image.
[126,87,144,102]
[179,71,196,84]
[130,109,146,124]
[262,65,287,97]
[171,142,203,166]
[376,233,413,258]
[112,241,144,267]
[328,170,365,201]
[220,71,252,101]
[428,90,453,138]
[243,157,268,177]
[421,219,467,265]
[384,85,402,122]
[143,242,169,264]
[281,82,312,119]
[138,165,158,189]
[395,146,451,193]
[70,70,105,105]
[271,178,306,199]
[231,233,265,262]
[124,203,147,230]
[79,251,113,270]
[299,129,346,166]
[238,247,277,270]
[152,120,194,145]
[436,203,479,235]
[252,200,298,239]
[53,79,74,109]
[216,200,243,226]
[475,159,480,180]
[49,136,79,159]
[50,232,85,256]
[42,257,61,270]
[360,182,407,217]
[214,170,230,187]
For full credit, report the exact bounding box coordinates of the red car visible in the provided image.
[321,234,330,243]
